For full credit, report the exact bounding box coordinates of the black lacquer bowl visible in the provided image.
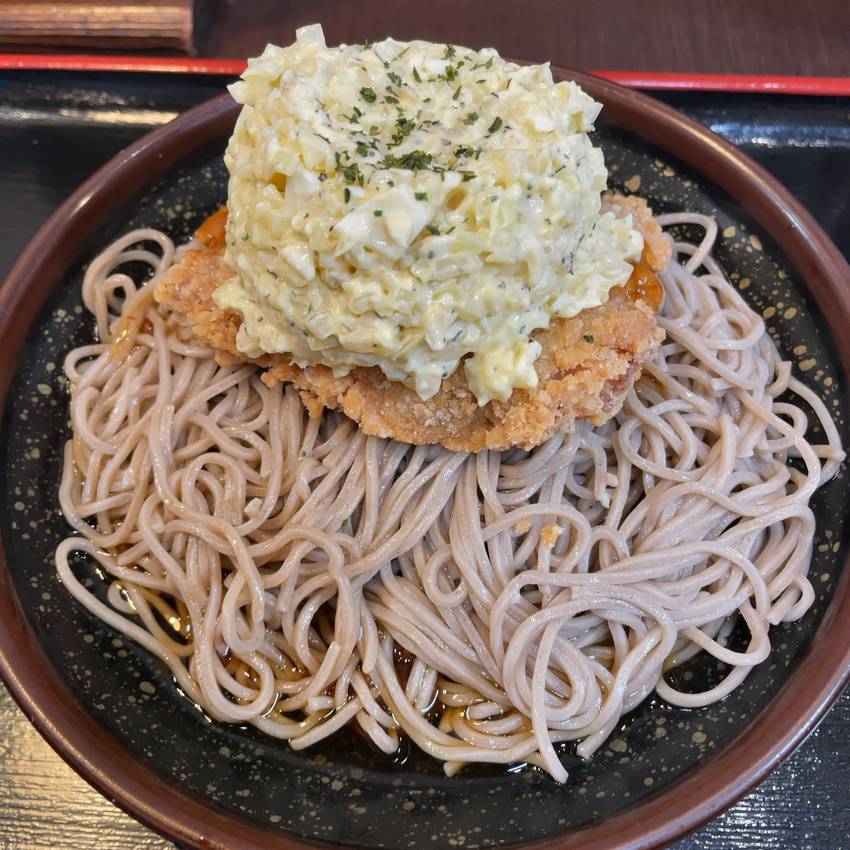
[1,72,850,850]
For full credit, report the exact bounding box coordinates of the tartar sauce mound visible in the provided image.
[215,25,643,405]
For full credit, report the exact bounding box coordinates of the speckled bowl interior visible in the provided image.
[1,93,848,850]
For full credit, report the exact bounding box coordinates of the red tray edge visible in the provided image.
[1,53,850,96]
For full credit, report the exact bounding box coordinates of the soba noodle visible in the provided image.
[56,214,844,781]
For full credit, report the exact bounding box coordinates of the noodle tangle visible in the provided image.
[56,214,844,781]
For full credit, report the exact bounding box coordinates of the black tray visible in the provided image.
[1,69,848,850]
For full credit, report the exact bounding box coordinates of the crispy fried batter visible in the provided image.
[155,195,669,451]
[601,193,671,270]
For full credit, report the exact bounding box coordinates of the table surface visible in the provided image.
[191,0,850,76]
[2,3,850,846]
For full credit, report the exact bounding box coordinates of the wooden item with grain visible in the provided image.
[0,0,196,53]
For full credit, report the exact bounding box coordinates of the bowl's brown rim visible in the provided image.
[1,68,849,850]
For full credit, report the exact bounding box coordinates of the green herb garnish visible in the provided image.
[360,87,377,103]
[340,162,364,185]
[374,209,383,217]
[381,149,433,171]
[343,105,363,123]
[415,192,428,201]
[488,116,503,133]
[463,112,479,125]
[390,115,416,145]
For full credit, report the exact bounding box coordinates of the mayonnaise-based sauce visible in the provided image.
[215,24,643,403]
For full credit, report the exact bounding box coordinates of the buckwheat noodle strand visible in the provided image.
[56,213,844,782]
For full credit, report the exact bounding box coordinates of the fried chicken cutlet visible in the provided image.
[154,195,670,452]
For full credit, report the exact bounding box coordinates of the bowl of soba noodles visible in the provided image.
[1,26,849,850]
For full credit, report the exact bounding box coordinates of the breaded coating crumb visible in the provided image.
[155,195,668,451]
[541,525,564,545]
[601,193,672,270]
